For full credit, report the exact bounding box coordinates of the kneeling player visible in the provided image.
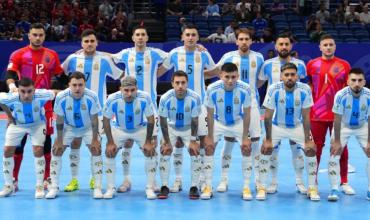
[157,70,202,199]
[328,68,370,201]
[46,72,103,199]
[103,76,157,199]
[0,78,55,198]
[259,63,319,201]
[203,63,253,200]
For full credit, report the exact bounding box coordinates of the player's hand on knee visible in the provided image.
[175,138,184,148]
[261,139,273,155]
[204,135,214,152]
[53,139,64,156]
[188,140,200,156]
[90,137,101,155]
[143,141,156,157]
[304,140,316,157]
[330,140,342,156]
[106,142,118,158]
[241,137,252,156]
[160,142,172,155]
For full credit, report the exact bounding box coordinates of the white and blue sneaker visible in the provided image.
[328,189,339,202]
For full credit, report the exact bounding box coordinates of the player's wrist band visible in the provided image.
[8,83,16,91]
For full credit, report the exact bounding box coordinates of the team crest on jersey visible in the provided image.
[67,106,72,111]
[273,67,279,73]
[279,99,285,104]
[195,55,201,63]
[217,98,224,103]
[346,104,352,109]
[33,106,39,112]
[135,108,140,114]
[361,104,367,111]
[16,109,22,113]
[295,100,300,106]
[93,63,99,70]
[45,56,50,63]
[234,97,240,104]
[119,110,124,114]
[251,61,256,68]
[81,104,87,110]
[179,58,185,63]
[129,57,134,62]
[333,66,340,74]
[170,106,176,111]
[185,106,190,112]
[78,63,84,69]
[145,57,150,64]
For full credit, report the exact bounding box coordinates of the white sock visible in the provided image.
[69,148,80,179]
[306,156,318,189]
[34,156,45,186]
[191,155,202,187]
[270,149,279,184]
[203,155,214,186]
[367,158,370,191]
[121,147,132,180]
[105,157,116,189]
[199,148,205,180]
[2,157,14,186]
[159,155,171,186]
[251,141,260,184]
[145,156,157,188]
[259,154,270,188]
[173,147,183,180]
[220,140,234,180]
[50,156,62,188]
[242,155,253,188]
[291,144,304,184]
[91,156,103,189]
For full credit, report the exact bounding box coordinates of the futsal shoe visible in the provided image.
[255,187,266,201]
[0,185,14,197]
[117,179,131,193]
[200,186,213,200]
[307,187,320,201]
[216,177,228,192]
[158,186,170,199]
[328,189,339,202]
[35,185,45,199]
[296,183,307,194]
[189,186,200,200]
[341,183,355,195]
[170,178,182,193]
[146,188,157,200]
[267,182,278,194]
[242,187,253,201]
[93,188,103,199]
[45,187,59,199]
[64,178,79,192]
[89,177,95,190]
[103,187,116,199]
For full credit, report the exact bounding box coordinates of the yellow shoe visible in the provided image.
[307,187,320,201]
[64,178,79,192]
[256,187,266,201]
[89,177,95,190]
[200,186,213,200]
[242,187,253,200]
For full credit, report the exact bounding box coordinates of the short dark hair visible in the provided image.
[171,70,188,82]
[349,68,365,77]
[18,77,34,87]
[221,62,238,73]
[235,28,252,39]
[319,34,334,42]
[182,24,198,33]
[69,71,86,82]
[281,62,298,72]
[30,23,45,32]
[81,29,97,39]
[276,33,292,43]
[132,25,148,35]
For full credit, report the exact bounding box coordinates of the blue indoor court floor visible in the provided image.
[0,120,369,220]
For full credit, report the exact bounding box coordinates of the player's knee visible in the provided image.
[33,146,44,157]
[175,138,184,148]
[305,148,316,157]
[161,146,172,156]
[124,139,134,148]
[14,146,24,155]
[205,144,215,156]
[4,146,15,157]
[71,138,82,149]
[90,147,102,156]
[241,147,251,156]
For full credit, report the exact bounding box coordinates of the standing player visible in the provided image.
[208,28,264,192]
[306,34,354,194]
[328,68,370,201]
[102,76,157,199]
[158,24,217,193]
[203,63,252,200]
[259,63,319,201]
[62,29,123,192]
[5,23,65,190]
[112,26,167,192]
[258,33,307,194]
[46,72,103,199]
[0,78,55,198]
[157,70,202,199]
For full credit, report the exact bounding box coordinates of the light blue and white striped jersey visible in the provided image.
[62,51,122,107]
[54,88,101,128]
[332,87,370,128]
[112,47,168,104]
[217,50,264,101]
[258,57,306,86]
[263,82,313,128]
[205,80,252,125]
[162,46,216,101]
[103,90,154,131]
[158,88,201,129]
[0,89,54,125]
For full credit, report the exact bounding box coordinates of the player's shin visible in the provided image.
[69,148,80,179]
[159,155,171,186]
[242,155,253,188]
[3,157,14,186]
[105,157,116,189]
[35,156,46,187]
[91,156,103,189]
[191,155,201,187]
[50,156,62,188]
[173,147,183,180]
[328,155,340,190]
